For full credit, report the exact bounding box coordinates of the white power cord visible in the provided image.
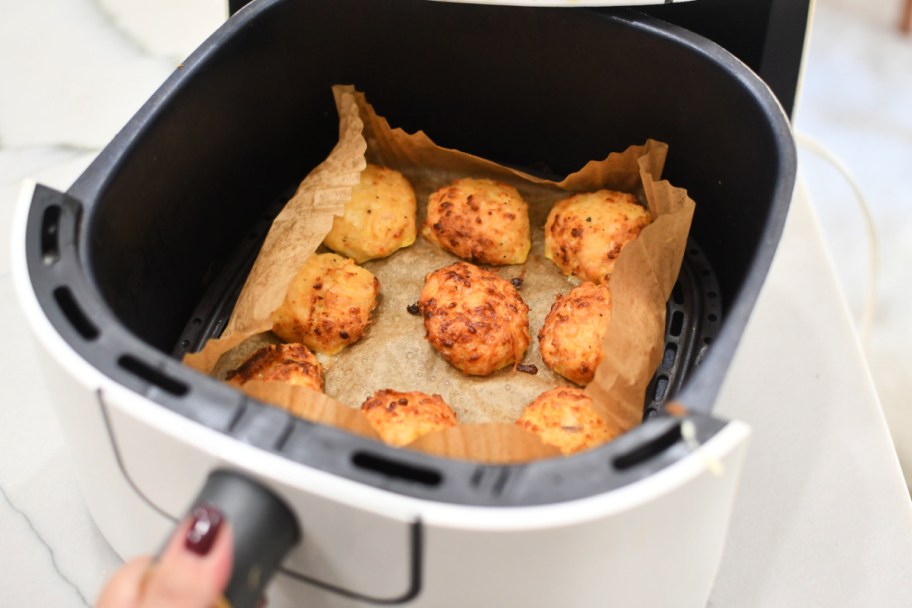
[795,131,879,349]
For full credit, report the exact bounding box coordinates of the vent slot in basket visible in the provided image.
[40,205,61,265]
[352,452,443,487]
[118,355,189,397]
[613,423,682,471]
[53,286,99,341]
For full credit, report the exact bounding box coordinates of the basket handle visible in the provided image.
[172,470,301,608]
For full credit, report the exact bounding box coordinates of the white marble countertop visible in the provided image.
[2,1,911,606]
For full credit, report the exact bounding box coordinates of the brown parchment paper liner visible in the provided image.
[228,87,368,336]
[183,86,367,368]
[184,85,695,464]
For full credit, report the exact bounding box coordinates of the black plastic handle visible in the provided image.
[186,470,301,608]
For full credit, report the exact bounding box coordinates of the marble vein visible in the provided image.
[0,142,98,155]
[0,0,176,151]
[0,484,91,607]
[90,0,158,60]
[0,144,97,188]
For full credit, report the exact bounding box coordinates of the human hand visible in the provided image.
[96,505,233,608]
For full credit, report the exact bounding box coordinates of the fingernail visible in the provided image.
[184,504,224,556]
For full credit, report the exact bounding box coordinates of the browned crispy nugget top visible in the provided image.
[544,189,651,283]
[272,253,380,355]
[516,386,619,455]
[361,389,458,447]
[226,343,323,393]
[539,282,613,386]
[419,262,530,376]
[323,164,417,263]
[422,178,531,266]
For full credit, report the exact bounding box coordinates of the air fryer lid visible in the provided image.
[25,0,795,506]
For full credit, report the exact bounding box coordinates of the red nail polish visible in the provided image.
[184,504,224,556]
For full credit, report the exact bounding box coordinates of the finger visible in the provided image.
[95,556,153,608]
[142,505,233,608]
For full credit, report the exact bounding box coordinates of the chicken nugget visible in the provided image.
[539,282,612,385]
[272,253,380,355]
[516,387,618,455]
[419,262,530,376]
[226,343,323,392]
[323,164,417,263]
[361,389,458,447]
[544,189,651,283]
[422,178,530,265]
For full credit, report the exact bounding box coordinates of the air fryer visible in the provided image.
[14,1,797,606]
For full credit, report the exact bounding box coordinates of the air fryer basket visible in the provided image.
[24,0,795,506]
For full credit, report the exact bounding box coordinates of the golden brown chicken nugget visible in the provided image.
[272,253,380,355]
[323,164,417,263]
[422,178,531,265]
[516,387,618,455]
[226,343,323,392]
[361,389,458,447]
[544,189,651,283]
[419,262,530,376]
[539,282,612,386]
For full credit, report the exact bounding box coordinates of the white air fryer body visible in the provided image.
[14,177,749,607]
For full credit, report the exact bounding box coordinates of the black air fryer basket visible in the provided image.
[24,0,795,507]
